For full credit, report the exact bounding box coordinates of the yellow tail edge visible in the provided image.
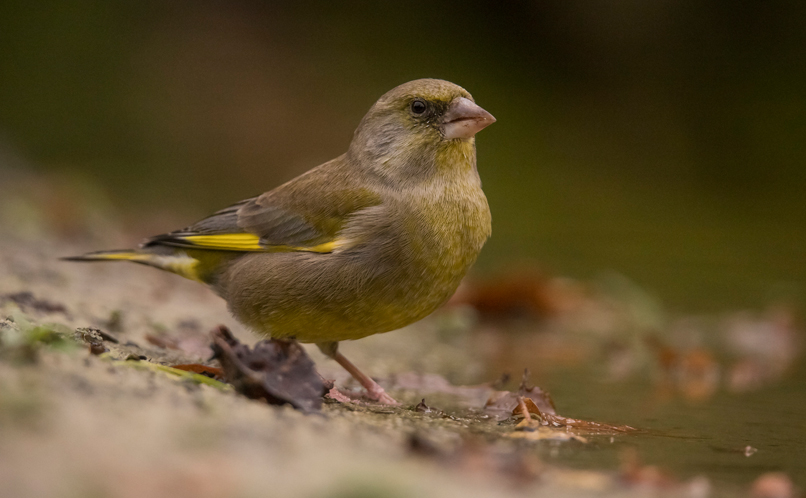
[61,250,148,262]
[62,250,202,282]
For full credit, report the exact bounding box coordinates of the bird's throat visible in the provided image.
[436,138,477,174]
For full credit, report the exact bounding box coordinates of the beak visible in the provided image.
[442,97,496,140]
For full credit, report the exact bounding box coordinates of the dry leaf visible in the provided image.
[210,325,325,412]
[513,396,636,435]
[484,369,556,420]
[449,268,586,320]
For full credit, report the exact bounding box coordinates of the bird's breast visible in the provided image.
[384,178,491,302]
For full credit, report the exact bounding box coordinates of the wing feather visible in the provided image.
[142,157,382,253]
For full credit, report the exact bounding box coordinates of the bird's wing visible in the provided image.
[143,162,382,253]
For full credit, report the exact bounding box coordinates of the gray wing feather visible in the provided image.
[143,197,324,248]
[237,199,322,246]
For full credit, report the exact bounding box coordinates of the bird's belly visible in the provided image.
[221,188,491,344]
[222,228,484,343]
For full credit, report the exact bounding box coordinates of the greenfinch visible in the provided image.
[66,79,495,404]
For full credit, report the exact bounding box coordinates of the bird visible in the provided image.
[65,79,495,405]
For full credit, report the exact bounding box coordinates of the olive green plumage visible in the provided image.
[66,79,494,347]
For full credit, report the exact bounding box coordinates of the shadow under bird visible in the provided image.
[65,79,496,405]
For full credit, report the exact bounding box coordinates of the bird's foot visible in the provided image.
[321,345,401,406]
[365,382,400,406]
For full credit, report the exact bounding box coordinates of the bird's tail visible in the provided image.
[62,249,203,282]
[62,250,151,263]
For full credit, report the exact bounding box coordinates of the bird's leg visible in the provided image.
[316,342,399,405]
[333,351,401,405]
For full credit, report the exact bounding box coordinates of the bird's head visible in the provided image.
[348,79,495,180]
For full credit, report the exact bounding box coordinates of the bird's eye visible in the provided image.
[410,99,427,115]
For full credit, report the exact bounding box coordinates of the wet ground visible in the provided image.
[535,364,806,489]
[1,202,803,497]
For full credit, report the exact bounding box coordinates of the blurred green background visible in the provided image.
[1,0,804,311]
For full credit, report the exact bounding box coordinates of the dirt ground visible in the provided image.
[0,192,799,498]
[0,235,619,498]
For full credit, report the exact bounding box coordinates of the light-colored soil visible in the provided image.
[0,226,742,498]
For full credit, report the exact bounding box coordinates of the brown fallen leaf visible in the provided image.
[486,371,637,436]
[513,396,635,436]
[210,325,325,412]
[484,369,556,421]
[509,400,588,442]
[448,267,586,320]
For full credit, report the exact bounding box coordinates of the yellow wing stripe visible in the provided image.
[180,233,264,251]
[178,233,338,253]
[88,251,149,261]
